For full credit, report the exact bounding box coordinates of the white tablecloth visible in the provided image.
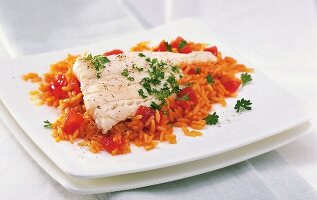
[0,0,316,199]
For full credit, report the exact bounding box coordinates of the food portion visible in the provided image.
[73,52,216,134]
[23,36,253,155]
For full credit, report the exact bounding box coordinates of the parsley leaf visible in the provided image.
[179,94,190,101]
[127,77,135,81]
[234,98,252,112]
[172,66,180,73]
[121,69,129,77]
[165,42,172,52]
[132,64,143,72]
[138,89,147,99]
[206,74,214,84]
[204,112,219,125]
[241,73,253,86]
[195,68,201,74]
[138,53,146,57]
[178,40,187,50]
[150,101,161,110]
[43,120,52,128]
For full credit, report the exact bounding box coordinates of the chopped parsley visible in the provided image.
[206,74,214,84]
[138,89,147,99]
[234,98,252,112]
[121,69,129,77]
[150,101,161,110]
[165,42,172,52]
[241,73,253,86]
[43,120,52,128]
[132,64,144,72]
[178,40,187,50]
[172,66,180,73]
[138,53,146,57]
[84,54,110,78]
[204,112,219,125]
[195,68,201,74]
[179,94,190,101]
[136,56,181,109]
[127,77,135,81]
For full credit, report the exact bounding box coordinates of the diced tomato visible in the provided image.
[49,74,68,99]
[103,49,124,56]
[155,41,167,52]
[69,78,81,94]
[204,46,218,56]
[177,87,198,104]
[99,136,123,153]
[135,105,155,123]
[187,69,195,75]
[63,109,85,135]
[223,80,241,93]
[171,36,184,48]
[179,45,192,54]
[175,100,190,110]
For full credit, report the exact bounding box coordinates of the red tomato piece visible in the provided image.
[135,105,155,123]
[63,110,85,135]
[171,36,185,48]
[175,100,190,110]
[223,80,241,93]
[179,45,192,54]
[103,49,124,56]
[187,69,195,75]
[204,46,218,56]
[69,78,81,94]
[99,136,123,153]
[49,74,68,99]
[155,41,167,52]
[177,87,198,104]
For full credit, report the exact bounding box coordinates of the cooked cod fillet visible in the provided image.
[73,51,216,134]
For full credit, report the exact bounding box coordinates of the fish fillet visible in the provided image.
[73,51,216,134]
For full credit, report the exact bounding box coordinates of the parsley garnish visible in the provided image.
[138,89,147,99]
[165,42,172,52]
[137,56,181,107]
[241,73,253,86]
[195,68,201,74]
[178,40,187,50]
[204,112,219,125]
[132,64,143,72]
[234,98,252,112]
[172,66,180,73]
[150,101,161,110]
[206,74,214,84]
[179,94,190,101]
[127,77,134,81]
[85,54,110,78]
[43,120,52,128]
[138,53,145,57]
[121,69,129,77]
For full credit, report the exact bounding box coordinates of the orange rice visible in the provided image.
[23,39,252,155]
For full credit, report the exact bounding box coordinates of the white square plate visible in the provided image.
[0,18,310,179]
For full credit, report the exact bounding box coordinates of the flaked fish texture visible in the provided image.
[73,51,216,134]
